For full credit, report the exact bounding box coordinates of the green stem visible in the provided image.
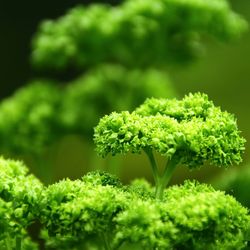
[5,234,12,250]
[102,233,112,250]
[144,148,159,184]
[144,148,179,200]
[107,156,122,176]
[155,156,178,200]
[16,236,21,250]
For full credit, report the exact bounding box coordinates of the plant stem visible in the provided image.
[102,233,112,250]
[5,234,12,250]
[144,148,178,200]
[16,237,21,250]
[144,148,159,184]
[155,156,178,200]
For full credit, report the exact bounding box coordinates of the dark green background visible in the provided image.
[0,0,249,185]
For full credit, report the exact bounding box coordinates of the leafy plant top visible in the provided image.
[95,93,245,167]
[94,93,245,198]
[0,158,248,249]
[0,158,43,225]
[39,172,250,250]
[0,158,42,249]
[0,81,60,155]
[32,0,247,70]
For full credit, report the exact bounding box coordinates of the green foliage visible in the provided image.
[0,156,248,249]
[94,93,245,168]
[0,0,248,247]
[0,198,12,239]
[114,181,250,250]
[39,176,130,249]
[82,170,123,187]
[162,181,249,249]
[0,158,43,221]
[0,81,61,155]
[60,64,176,138]
[113,199,177,249]
[94,93,246,199]
[0,208,38,250]
[32,0,247,70]
[127,178,154,199]
[0,66,175,157]
[38,174,249,250]
[0,158,42,249]
[0,230,39,250]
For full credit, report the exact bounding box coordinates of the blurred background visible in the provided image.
[0,0,249,194]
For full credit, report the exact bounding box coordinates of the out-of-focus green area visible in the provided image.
[0,0,249,189]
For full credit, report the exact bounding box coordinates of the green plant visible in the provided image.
[94,93,245,199]
[17,168,250,249]
[33,169,249,250]
[0,93,249,249]
[0,0,249,249]
[0,66,175,152]
[0,0,246,181]
[0,66,175,181]
[32,0,247,70]
[0,158,42,249]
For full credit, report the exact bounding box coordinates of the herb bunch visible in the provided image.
[32,0,247,70]
[0,159,248,250]
[94,93,245,199]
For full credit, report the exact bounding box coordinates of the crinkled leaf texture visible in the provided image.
[40,172,249,250]
[0,158,248,250]
[94,93,245,169]
[0,157,42,249]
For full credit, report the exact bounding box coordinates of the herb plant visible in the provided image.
[0,66,175,182]
[94,93,245,199]
[0,0,246,180]
[0,158,42,249]
[32,0,247,70]
[0,0,249,249]
[39,174,249,250]
[0,93,249,249]
[0,66,174,157]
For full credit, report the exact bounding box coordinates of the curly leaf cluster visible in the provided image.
[94,93,245,168]
[163,181,249,250]
[0,66,174,155]
[0,157,43,228]
[0,159,248,250]
[31,0,247,70]
[114,181,249,250]
[0,158,42,248]
[40,173,249,250]
[82,170,123,187]
[0,81,61,155]
[41,180,129,236]
[0,198,12,239]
